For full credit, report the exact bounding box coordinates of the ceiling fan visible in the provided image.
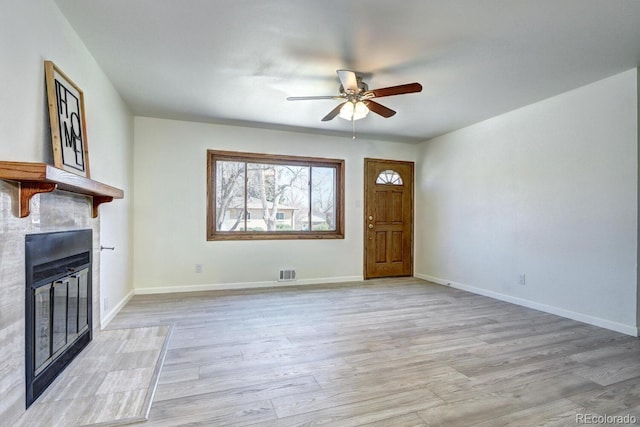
[287,70,423,122]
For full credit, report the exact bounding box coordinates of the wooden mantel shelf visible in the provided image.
[0,161,124,218]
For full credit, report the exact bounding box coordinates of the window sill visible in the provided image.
[208,231,344,241]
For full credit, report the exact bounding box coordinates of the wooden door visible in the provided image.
[364,159,414,279]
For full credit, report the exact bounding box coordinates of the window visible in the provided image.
[207,150,345,240]
[376,169,403,185]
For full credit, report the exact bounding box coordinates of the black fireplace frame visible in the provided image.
[25,229,93,407]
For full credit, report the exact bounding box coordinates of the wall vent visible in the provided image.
[279,269,296,282]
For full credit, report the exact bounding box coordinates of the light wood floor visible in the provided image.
[106,278,640,426]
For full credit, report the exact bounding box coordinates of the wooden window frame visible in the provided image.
[207,150,345,241]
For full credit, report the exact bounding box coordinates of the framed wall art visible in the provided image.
[44,60,90,177]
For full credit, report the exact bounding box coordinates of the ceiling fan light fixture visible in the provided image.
[339,100,369,121]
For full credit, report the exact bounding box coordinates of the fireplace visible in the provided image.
[25,229,93,407]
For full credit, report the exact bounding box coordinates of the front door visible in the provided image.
[364,159,414,279]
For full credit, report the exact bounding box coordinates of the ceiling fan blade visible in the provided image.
[321,102,347,122]
[287,95,343,101]
[363,100,396,118]
[364,82,422,98]
[337,69,359,93]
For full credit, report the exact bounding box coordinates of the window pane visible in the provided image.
[246,163,309,232]
[216,161,246,231]
[311,166,336,231]
[376,169,403,185]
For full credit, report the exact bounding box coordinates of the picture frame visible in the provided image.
[44,60,90,178]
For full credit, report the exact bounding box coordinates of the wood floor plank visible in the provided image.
[357,412,428,427]
[468,398,587,427]
[197,355,352,384]
[271,364,458,418]
[153,376,320,414]
[259,388,445,427]
[144,399,277,426]
[568,376,640,416]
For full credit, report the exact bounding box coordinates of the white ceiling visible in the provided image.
[54,0,640,143]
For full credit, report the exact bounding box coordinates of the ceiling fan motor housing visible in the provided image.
[339,76,369,96]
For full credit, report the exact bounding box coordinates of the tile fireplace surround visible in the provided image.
[0,180,101,426]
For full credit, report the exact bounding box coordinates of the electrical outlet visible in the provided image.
[195,264,203,274]
[518,274,526,285]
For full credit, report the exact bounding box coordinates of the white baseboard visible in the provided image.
[415,273,639,337]
[100,288,135,328]
[134,275,364,296]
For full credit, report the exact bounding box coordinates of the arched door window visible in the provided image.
[375,169,403,185]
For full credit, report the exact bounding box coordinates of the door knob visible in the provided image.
[368,216,373,220]
[368,224,374,229]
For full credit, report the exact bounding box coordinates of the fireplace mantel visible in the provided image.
[0,161,123,218]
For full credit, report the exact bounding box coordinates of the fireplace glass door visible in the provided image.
[52,280,68,355]
[67,277,79,339]
[32,268,90,375]
[77,270,89,332]
[34,285,51,372]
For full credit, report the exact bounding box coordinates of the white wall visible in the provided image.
[638,69,640,329]
[416,69,638,335]
[636,68,640,335]
[0,0,134,325]
[133,117,418,292]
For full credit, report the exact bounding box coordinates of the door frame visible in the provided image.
[363,158,415,279]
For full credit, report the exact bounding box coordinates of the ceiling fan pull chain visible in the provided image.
[352,117,356,139]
